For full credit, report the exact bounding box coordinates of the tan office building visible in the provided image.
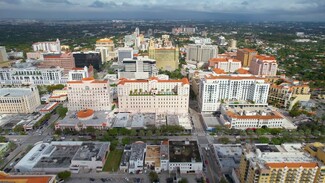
[237,48,257,67]
[149,46,179,71]
[0,86,41,114]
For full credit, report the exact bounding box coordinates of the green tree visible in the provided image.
[107,128,118,136]
[219,137,230,144]
[57,171,71,180]
[130,129,137,136]
[258,136,269,143]
[86,126,96,134]
[219,177,228,183]
[255,128,266,136]
[178,178,188,183]
[139,130,145,136]
[13,125,24,133]
[0,136,6,142]
[147,130,153,137]
[122,137,130,145]
[56,104,68,118]
[148,171,159,182]
[119,128,130,136]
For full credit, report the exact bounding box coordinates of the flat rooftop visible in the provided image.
[145,145,161,167]
[57,111,108,126]
[72,142,109,161]
[112,113,156,128]
[0,88,33,97]
[213,144,243,172]
[169,140,201,163]
[130,142,146,162]
[225,105,283,119]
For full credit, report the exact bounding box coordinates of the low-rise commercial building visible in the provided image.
[168,140,202,174]
[0,86,41,114]
[129,142,147,174]
[14,141,110,173]
[219,103,295,129]
[145,145,162,173]
[55,109,109,131]
[0,172,57,183]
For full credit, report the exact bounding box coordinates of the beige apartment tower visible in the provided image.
[237,48,257,67]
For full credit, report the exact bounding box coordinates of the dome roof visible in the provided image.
[77,109,94,119]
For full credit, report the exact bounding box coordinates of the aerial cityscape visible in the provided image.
[0,1,325,183]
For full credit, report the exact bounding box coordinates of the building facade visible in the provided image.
[209,58,242,73]
[236,48,257,67]
[73,51,102,71]
[267,76,311,110]
[199,74,269,112]
[239,143,324,183]
[118,47,134,64]
[32,39,61,52]
[0,86,41,114]
[186,44,218,63]
[39,52,75,74]
[118,56,157,79]
[68,66,93,81]
[149,46,179,71]
[67,77,110,111]
[118,77,189,114]
[219,104,289,129]
[0,67,67,85]
[0,46,8,62]
[95,38,115,63]
[249,55,278,76]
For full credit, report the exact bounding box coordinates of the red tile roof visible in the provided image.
[266,162,318,169]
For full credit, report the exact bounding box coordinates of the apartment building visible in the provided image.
[208,58,242,72]
[249,55,278,76]
[219,103,291,129]
[39,52,75,74]
[236,48,257,67]
[199,74,269,112]
[0,86,41,114]
[117,77,189,114]
[118,56,157,79]
[67,77,110,111]
[0,46,8,62]
[186,44,218,63]
[0,67,66,85]
[239,143,324,183]
[267,75,311,110]
[95,38,116,63]
[32,39,61,52]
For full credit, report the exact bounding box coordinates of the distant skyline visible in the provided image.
[0,0,324,21]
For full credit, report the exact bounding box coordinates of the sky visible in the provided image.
[0,0,324,21]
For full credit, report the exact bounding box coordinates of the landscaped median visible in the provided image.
[103,149,123,172]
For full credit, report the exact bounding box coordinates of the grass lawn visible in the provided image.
[103,149,123,172]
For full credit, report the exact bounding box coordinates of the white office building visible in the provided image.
[118,47,133,64]
[186,44,218,63]
[118,56,157,79]
[68,66,90,81]
[199,74,269,112]
[32,39,61,52]
[0,67,67,85]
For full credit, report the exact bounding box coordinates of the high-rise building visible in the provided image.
[237,48,257,67]
[95,38,116,63]
[117,47,134,64]
[239,143,324,183]
[249,55,278,76]
[32,39,61,52]
[0,46,8,62]
[217,36,227,46]
[149,45,179,71]
[227,39,237,51]
[73,51,102,71]
[0,86,41,114]
[39,53,75,74]
[208,58,242,72]
[172,27,196,35]
[186,44,218,63]
[117,77,189,114]
[118,56,157,79]
[67,77,110,111]
[199,74,269,112]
